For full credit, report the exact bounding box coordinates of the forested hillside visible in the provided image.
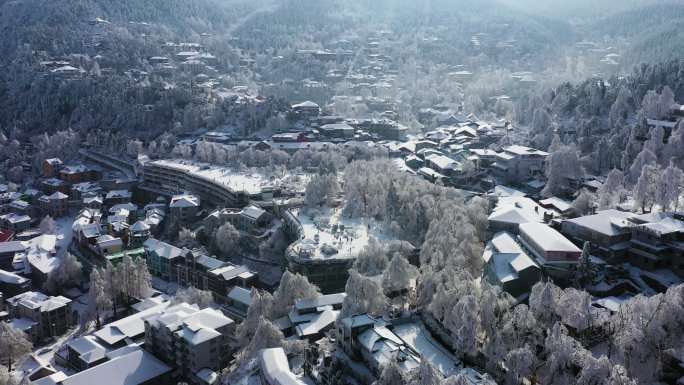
[517,59,684,178]
[584,3,684,65]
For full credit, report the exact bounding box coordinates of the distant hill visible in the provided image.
[497,0,672,18]
[0,0,261,63]
[585,3,684,65]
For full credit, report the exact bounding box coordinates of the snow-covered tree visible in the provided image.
[627,148,657,186]
[353,238,389,276]
[572,189,595,216]
[44,252,82,294]
[576,355,611,385]
[443,372,479,385]
[272,271,320,319]
[548,133,562,153]
[529,281,561,329]
[340,270,387,319]
[505,346,537,385]
[215,222,241,257]
[410,359,443,385]
[239,317,286,363]
[632,164,661,212]
[643,126,665,162]
[382,255,418,297]
[375,362,408,385]
[542,144,583,198]
[656,163,684,211]
[305,173,340,208]
[608,86,632,128]
[557,288,593,332]
[0,322,32,371]
[597,169,625,210]
[577,242,594,285]
[663,121,684,168]
[177,228,196,249]
[446,295,479,359]
[172,287,215,309]
[86,268,111,329]
[236,289,274,345]
[39,215,56,235]
[538,323,582,385]
[126,139,144,157]
[420,201,483,276]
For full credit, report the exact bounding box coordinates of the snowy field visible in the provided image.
[291,207,393,260]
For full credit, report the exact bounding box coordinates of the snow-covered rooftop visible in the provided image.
[150,159,274,195]
[259,347,307,385]
[519,222,581,253]
[60,346,171,385]
[564,209,634,237]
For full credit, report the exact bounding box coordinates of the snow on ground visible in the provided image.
[55,216,75,259]
[393,322,462,377]
[291,206,393,261]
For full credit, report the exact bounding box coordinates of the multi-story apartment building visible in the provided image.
[492,145,548,183]
[142,159,277,207]
[6,291,73,342]
[143,303,235,383]
[169,194,200,227]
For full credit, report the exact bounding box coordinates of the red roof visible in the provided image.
[0,229,15,242]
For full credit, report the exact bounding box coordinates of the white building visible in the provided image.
[492,145,547,182]
[143,303,235,380]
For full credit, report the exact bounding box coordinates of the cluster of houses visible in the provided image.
[482,184,684,302]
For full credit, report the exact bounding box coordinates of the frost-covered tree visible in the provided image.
[126,139,144,157]
[632,164,661,212]
[572,189,595,216]
[177,228,196,249]
[538,323,582,385]
[597,169,625,210]
[608,86,632,128]
[557,288,593,332]
[44,252,82,294]
[305,173,340,208]
[608,285,684,382]
[374,362,408,385]
[643,126,665,163]
[272,271,320,319]
[172,287,215,309]
[663,121,684,168]
[86,268,111,329]
[443,372,480,385]
[236,289,273,345]
[215,222,241,257]
[340,270,387,319]
[352,238,389,276]
[542,144,583,198]
[446,295,479,359]
[548,133,562,153]
[0,322,32,371]
[627,148,657,186]
[505,346,537,385]
[238,317,286,363]
[529,281,561,329]
[410,360,443,385]
[656,163,684,211]
[420,201,483,276]
[382,255,418,297]
[39,215,56,235]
